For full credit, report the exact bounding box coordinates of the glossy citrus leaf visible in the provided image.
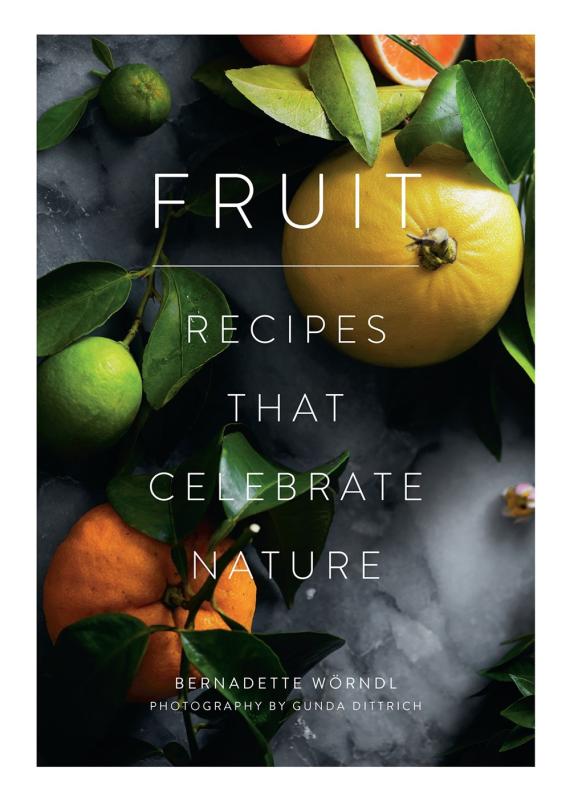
[172,428,226,539]
[37,87,99,151]
[179,629,288,763]
[456,59,534,190]
[523,176,535,341]
[37,261,132,356]
[257,631,344,676]
[218,430,349,522]
[309,35,381,165]
[499,291,535,383]
[194,56,262,112]
[91,37,114,71]
[227,64,423,141]
[142,267,231,409]
[499,727,535,752]
[500,695,535,729]
[396,65,465,164]
[256,492,336,606]
[53,613,150,735]
[106,472,174,543]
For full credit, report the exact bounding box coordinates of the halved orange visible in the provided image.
[360,35,465,87]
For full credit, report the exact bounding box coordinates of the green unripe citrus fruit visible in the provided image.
[38,337,143,459]
[99,64,172,136]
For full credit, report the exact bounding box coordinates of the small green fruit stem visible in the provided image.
[178,661,199,761]
[122,210,174,347]
[407,227,457,270]
[386,35,445,74]
[175,520,260,759]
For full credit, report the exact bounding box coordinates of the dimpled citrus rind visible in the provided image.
[475,35,535,80]
[99,64,171,136]
[38,336,142,458]
[282,133,523,367]
[43,504,257,701]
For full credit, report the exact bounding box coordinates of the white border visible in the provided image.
[3,1,567,796]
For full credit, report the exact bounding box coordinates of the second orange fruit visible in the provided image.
[360,35,465,87]
[475,35,535,80]
[239,35,316,66]
[43,504,256,702]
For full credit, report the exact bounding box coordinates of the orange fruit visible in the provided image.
[360,35,465,87]
[239,35,317,66]
[43,504,256,702]
[475,35,535,80]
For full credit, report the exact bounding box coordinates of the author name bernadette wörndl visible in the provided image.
[174,674,399,692]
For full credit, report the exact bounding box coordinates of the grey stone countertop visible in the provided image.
[37,35,534,767]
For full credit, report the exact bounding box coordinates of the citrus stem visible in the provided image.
[121,210,174,347]
[182,522,259,628]
[386,35,445,74]
[121,277,156,347]
[407,227,457,270]
[174,520,260,759]
[178,655,200,761]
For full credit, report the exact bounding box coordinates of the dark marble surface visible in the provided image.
[37,35,534,766]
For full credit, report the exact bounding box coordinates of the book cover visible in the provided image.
[37,33,535,767]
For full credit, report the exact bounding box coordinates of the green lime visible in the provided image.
[99,64,172,136]
[38,336,142,459]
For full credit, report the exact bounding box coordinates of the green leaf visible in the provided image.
[309,34,380,165]
[499,726,535,752]
[107,472,174,543]
[213,606,248,632]
[523,176,535,341]
[193,56,256,112]
[471,368,502,461]
[227,65,337,139]
[256,492,336,606]
[510,673,534,697]
[37,88,99,151]
[497,634,534,662]
[257,632,344,676]
[500,695,535,729]
[499,288,535,382]
[456,60,535,191]
[482,654,534,683]
[191,632,342,760]
[219,430,349,522]
[379,86,424,133]
[37,261,132,356]
[480,635,534,682]
[226,65,422,141]
[179,629,288,760]
[91,37,115,71]
[172,428,225,540]
[52,613,150,735]
[396,65,466,164]
[142,268,231,409]
[192,705,288,765]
